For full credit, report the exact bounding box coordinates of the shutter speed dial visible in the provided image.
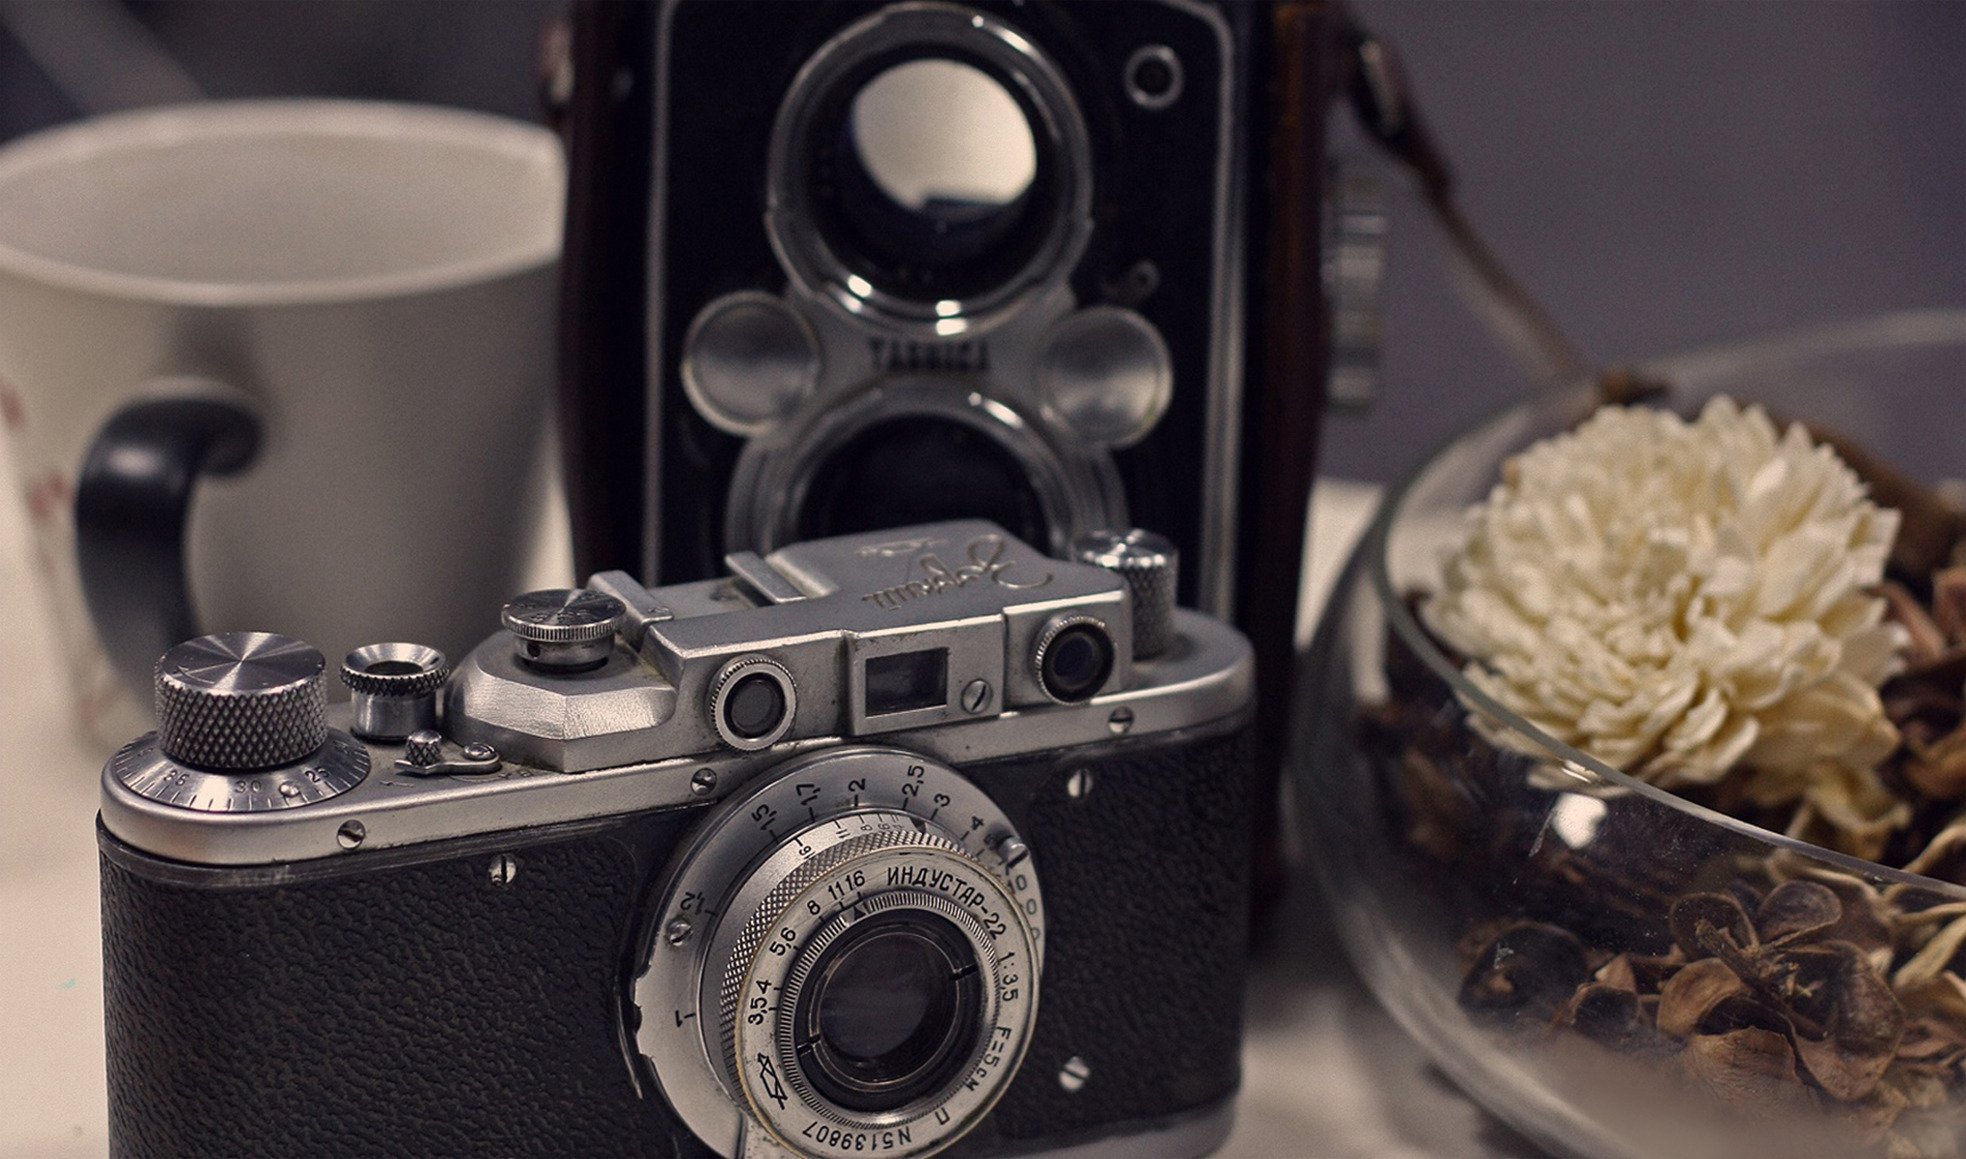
[113,632,370,813]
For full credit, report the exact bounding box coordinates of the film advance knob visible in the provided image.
[1073,529,1178,660]
[154,632,330,770]
[501,588,626,671]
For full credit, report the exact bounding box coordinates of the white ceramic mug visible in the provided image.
[0,100,565,745]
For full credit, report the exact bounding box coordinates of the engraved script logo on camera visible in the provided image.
[866,336,990,373]
[860,534,1052,611]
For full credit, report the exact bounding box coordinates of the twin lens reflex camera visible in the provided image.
[98,521,1255,1158]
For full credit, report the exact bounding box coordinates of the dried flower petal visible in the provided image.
[1423,398,1906,853]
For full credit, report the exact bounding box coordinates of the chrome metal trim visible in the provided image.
[682,290,824,437]
[111,730,370,814]
[1030,614,1113,705]
[98,609,1248,866]
[646,1,682,584]
[724,378,1127,564]
[760,2,1094,334]
[1187,0,1240,622]
[710,655,799,751]
[639,747,1043,1159]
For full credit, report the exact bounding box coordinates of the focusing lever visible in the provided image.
[396,730,502,777]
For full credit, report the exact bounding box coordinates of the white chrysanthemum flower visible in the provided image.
[1422,397,1907,852]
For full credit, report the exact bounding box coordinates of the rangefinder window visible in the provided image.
[865,648,950,716]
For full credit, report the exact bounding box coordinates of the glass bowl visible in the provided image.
[1295,309,1966,1159]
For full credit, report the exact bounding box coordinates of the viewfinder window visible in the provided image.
[865,649,949,716]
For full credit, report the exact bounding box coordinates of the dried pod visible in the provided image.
[1904,726,1966,802]
[1895,974,1966,1049]
[1781,869,1897,972]
[1758,880,1846,946]
[1783,943,1907,1102]
[1560,982,1642,1047]
[1884,581,1952,668]
[1681,1027,1805,1110]
[1659,957,1751,1038]
[1670,892,1759,960]
[1460,920,1592,1018]
[1895,916,1966,990]
[1901,821,1966,886]
[1932,568,1966,645]
[1627,950,1688,994]
[1594,953,1639,993]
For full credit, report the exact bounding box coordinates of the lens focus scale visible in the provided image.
[640,746,1045,1159]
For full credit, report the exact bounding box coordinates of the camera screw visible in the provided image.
[995,837,1031,871]
[960,679,993,715]
[1124,44,1183,110]
[666,918,694,947]
[691,768,719,796]
[1065,769,1094,800]
[1107,706,1136,735]
[336,820,366,850]
[488,854,519,886]
[1058,1056,1091,1093]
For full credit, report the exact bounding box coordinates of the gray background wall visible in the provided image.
[3,1,1960,484]
[1327,0,1966,482]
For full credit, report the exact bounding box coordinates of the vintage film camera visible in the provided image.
[99,521,1255,1157]
[557,0,1343,824]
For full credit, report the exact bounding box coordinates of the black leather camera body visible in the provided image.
[98,521,1256,1157]
[559,0,1339,807]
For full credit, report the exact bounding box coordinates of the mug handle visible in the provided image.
[74,392,261,697]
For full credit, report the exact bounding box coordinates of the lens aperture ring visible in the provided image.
[715,820,962,1075]
[713,813,1039,1156]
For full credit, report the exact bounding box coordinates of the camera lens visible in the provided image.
[1035,617,1114,704]
[808,51,1056,303]
[765,4,1092,325]
[795,911,983,1113]
[723,673,786,740]
[795,414,1051,550]
[831,57,1037,276]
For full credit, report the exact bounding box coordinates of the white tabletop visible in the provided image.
[0,451,1523,1158]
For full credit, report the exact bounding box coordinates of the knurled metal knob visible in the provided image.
[403,728,445,768]
[501,588,626,671]
[1073,529,1178,659]
[154,632,329,770]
